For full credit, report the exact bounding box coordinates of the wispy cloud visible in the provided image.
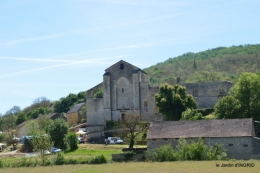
[0,11,193,47]
[0,56,77,63]
[0,55,126,78]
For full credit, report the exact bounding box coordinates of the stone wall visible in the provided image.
[182,81,233,108]
[87,98,104,125]
[67,112,78,126]
[140,82,163,122]
[16,125,27,138]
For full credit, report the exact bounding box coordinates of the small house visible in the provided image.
[67,103,86,127]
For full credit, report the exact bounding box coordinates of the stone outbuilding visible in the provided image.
[147,118,260,160]
[67,103,86,127]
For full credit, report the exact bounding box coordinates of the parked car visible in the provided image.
[51,147,61,154]
[44,150,51,155]
[107,137,123,144]
[78,137,84,144]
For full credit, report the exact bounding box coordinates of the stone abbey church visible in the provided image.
[86,60,233,140]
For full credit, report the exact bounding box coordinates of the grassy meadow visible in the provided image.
[0,161,259,173]
[0,143,260,173]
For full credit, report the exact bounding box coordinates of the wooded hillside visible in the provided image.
[144,44,260,84]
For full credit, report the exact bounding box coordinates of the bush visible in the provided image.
[147,138,227,162]
[66,158,79,164]
[65,132,78,150]
[207,144,227,160]
[152,144,177,162]
[123,151,136,161]
[89,154,107,164]
[18,157,33,167]
[54,152,66,165]
[0,160,4,168]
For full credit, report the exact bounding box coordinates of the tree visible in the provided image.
[116,112,149,148]
[53,92,86,113]
[214,96,241,119]
[65,132,78,150]
[23,97,51,113]
[25,120,40,136]
[15,112,27,125]
[37,114,53,132]
[5,130,19,150]
[1,114,16,130]
[5,106,21,115]
[30,135,52,165]
[27,107,52,119]
[155,83,197,121]
[229,72,260,120]
[47,118,68,149]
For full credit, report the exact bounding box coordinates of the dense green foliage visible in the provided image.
[214,72,260,120]
[214,96,241,119]
[53,91,86,113]
[181,108,203,120]
[147,138,227,162]
[47,118,69,149]
[89,154,107,164]
[30,135,52,165]
[144,44,260,84]
[94,88,104,98]
[155,83,197,120]
[65,132,78,150]
[27,107,52,120]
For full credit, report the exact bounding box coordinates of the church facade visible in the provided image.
[86,60,233,141]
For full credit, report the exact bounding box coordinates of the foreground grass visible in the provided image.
[1,143,259,173]
[0,161,259,173]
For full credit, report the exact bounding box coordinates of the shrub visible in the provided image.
[18,157,33,167]
[153,144,177,162]
[54,152,66,165]
[66,158,79,164]
[207,144,227,160]
[0,160,4,168]
[65,132,78,150]
[123,151,136,161]
[89,154,107,164]
[147,138,227,162]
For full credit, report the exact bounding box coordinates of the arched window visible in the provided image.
[120,63,124,70]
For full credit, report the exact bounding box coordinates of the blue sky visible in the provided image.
[0,0,259,114]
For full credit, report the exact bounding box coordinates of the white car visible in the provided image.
[44,150,51,155]
[51,147,61,154]
[107,137,123,144]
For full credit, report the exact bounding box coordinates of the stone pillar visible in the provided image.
[132,70,140,110]
[103,73,111,120]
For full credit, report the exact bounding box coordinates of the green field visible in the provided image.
[0,144,260,173]
[0,161,259,173]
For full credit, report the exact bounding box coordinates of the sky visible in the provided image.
[0,0,259,114]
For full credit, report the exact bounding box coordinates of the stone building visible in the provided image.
[86,60,163,140]
[67,103,86,127]
[147,118,260,160]
[86,60,233,141]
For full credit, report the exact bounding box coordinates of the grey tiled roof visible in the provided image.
[105,60,147,74]
[67,103,85,114]
[147,118,254,139]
